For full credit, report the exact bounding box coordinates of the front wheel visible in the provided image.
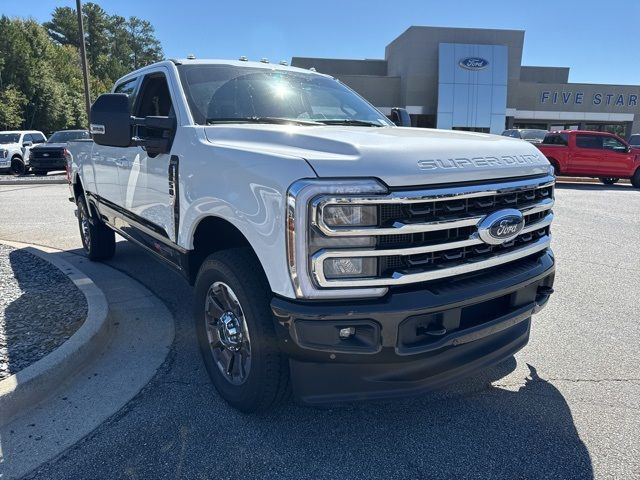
[599,177,619,185]
[10,157,25,176]
[194,248,290,412]
[632,169,640,189]
[76,197,115,261]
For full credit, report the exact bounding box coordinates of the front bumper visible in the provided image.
[271,250,555,405]
[29,157,66,170]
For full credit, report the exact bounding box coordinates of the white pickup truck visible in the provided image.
[68,58,556,412]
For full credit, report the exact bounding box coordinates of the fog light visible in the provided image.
[323,205,377,227]
[339,327,356,339]
[323,257,377,279]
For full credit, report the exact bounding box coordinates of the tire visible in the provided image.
[599,177,619,185]
[10,156,25,176]
[194,248,290,412]
[632,169,640,189]
[76,197,115,261]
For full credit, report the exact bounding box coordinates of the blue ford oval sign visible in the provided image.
[478,209,525,245]
[459,57,489,70]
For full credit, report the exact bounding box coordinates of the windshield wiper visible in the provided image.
[206,116,322,126]
[315,119,383,127]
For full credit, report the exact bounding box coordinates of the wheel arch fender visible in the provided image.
[186,215,273,289]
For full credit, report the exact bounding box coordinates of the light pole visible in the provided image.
[76,0,91,124]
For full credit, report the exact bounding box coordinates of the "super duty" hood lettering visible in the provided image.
[417,154,546,170]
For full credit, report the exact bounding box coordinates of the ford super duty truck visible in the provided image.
[68,58,556,412]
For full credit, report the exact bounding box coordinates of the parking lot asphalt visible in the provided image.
[0,182,638,479]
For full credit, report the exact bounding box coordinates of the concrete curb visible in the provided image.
[0,178,67,186]
[0,241,110,426]
[556,177,631,185]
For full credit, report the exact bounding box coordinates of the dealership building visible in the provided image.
[292,26,640,138]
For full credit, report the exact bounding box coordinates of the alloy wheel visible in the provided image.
[204,281,252,385]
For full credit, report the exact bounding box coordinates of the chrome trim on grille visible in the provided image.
[315,197,554,237]
[313,212,553,263]
[313,235,552,288]
[313,175,555,236]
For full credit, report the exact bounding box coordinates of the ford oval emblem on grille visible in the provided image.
[478,209,525,245]
[459,57,489,70]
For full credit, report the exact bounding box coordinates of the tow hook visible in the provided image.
[533,285,555,313]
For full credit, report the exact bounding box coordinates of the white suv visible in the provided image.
[0,130,47,175]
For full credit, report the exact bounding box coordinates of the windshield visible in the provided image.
[0,133,20,144]
[177,64,392,127]
[48,130,90,143]
[520,129,548,141]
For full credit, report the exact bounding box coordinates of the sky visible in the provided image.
[2,0,640,85]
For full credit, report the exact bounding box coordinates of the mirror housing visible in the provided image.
[390,107,411,127]
[22,141,33,147]
[90,94,132,147]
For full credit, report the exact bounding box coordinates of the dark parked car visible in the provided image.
[502,128,548,144]
[629,133,640,148]
[29,129,90,174]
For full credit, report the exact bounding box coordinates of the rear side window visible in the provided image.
[542,133,568,145]
[576,134,603,149]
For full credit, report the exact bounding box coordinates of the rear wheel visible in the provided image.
[76,197,115,261]
[599,177,619,185]
[10,156,25,176]
[194,248,290,412]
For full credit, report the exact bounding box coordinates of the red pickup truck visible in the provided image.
[537,130,640,187]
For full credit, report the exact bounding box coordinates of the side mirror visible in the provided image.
[22,141,33,147]
[390,107,411,127]
[90,93,132,148]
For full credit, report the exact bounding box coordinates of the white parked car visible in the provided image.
[0,130,47,175]
[68,59,556,412]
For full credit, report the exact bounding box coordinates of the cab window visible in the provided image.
[134,73,174,139]
[575,134,603,149]
[602,136,627,153]
[32,133,46,144]
[114,77,139,112]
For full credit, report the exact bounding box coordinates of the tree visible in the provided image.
[126,17,163,70]
[0,86,27,129]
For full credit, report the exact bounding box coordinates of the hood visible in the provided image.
[33,143,67,150]
[204,125,551,187]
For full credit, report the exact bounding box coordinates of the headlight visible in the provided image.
[322,205,377,227]
[286,178,388,299]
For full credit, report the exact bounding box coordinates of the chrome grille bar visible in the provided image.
[313,235,552,288]
[313,175,554,237]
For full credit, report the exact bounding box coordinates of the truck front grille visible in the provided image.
[311,175,554,288]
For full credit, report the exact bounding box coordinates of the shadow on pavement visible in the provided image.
[555,181,636,192]
[252,359,593,479]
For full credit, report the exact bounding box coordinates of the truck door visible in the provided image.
[92,76,140,207]
[602,135,634,177]
[571,133,604,175]
[118,69,177,242]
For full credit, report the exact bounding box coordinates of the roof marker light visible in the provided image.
[309,67,316,72]
[239,56,248,61]
[260,58,269,63]
[279,60,288,66]
[186,54,195,60]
